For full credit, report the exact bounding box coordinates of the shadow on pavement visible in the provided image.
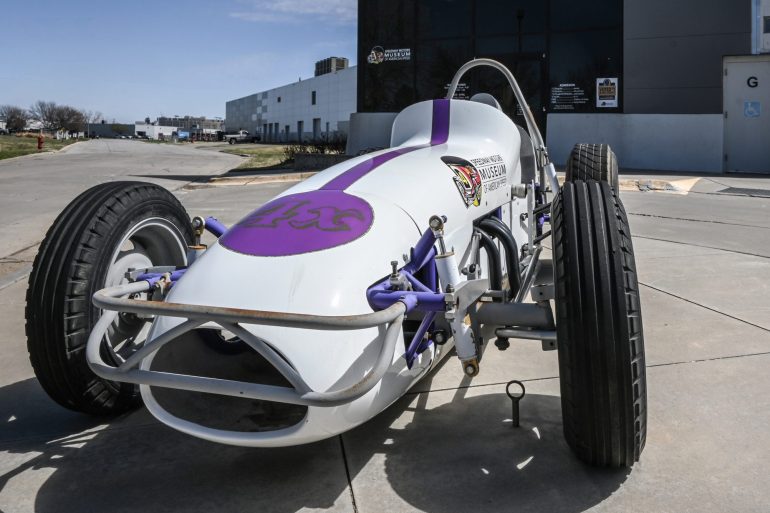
[1,375,629,513]
[0,379,349,513]
[343,385,629,513]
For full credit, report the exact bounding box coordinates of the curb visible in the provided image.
[618,179,679,192]
[184,171,317,189]
[558,175,697,194]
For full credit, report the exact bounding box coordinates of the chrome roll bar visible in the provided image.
[446,58,560,193]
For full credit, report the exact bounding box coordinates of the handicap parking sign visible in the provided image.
[744,101,761,118]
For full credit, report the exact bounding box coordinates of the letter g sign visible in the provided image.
[747,76,759,88]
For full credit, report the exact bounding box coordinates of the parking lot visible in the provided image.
[1,140,768,512]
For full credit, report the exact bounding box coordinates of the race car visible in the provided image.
[25,59,646,468]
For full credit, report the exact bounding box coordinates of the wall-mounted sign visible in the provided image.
[444,82,469,100]
[596,77,619,108]
[744,101,761,118]
[551,83,589,111]
[367,46,412,64]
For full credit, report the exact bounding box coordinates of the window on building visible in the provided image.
[765,16,770,33]
[550,0,621,31]
[419,0,472,39]
[475,0,546,36]
[277,96,281,103]
[549,28,622,112]
[311,91,317,105]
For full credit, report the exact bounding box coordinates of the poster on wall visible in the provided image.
[596,78,619,108]
[551,83,589,111]
[444,82,469,100]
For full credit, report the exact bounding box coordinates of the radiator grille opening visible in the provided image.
[148,328,307,432]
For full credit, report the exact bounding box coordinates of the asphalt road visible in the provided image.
[0,143,768,512]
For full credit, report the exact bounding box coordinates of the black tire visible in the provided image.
[26,182,193,415]
[552,180,647,467]
[565,143,618,190]
[228,138,235,145]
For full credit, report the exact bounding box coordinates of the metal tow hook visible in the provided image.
[506,380,526,428]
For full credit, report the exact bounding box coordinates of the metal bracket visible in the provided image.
[531,283,554,302]
[525,180,536,254]
[125,266,177,281]
[495,327,557,351]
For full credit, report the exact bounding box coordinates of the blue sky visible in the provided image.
[0,0,357,122]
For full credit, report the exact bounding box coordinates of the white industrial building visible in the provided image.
[134,123,181,140]
[226,63,356,143]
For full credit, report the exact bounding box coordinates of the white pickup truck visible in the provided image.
[223,130,259,144]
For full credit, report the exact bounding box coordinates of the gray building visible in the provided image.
[357,0,770,173]
[156,116,223,131]
[226,62,356,143]
[87,122,135,139]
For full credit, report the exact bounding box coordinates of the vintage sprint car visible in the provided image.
[26,60,646,467]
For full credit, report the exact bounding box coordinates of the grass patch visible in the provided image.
[0,134,81,160]
[220,144,288,170]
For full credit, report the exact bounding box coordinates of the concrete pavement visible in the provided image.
[0,142,769,513]
[0,139,243,260]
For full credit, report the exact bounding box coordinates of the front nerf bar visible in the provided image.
[86,281,407,408]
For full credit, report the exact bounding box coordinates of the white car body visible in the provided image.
[139,98,529,446]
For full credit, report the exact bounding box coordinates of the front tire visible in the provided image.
[552,180,647,467]
[25,182,193,415]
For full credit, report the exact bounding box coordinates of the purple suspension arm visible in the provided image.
[204,216,228,238]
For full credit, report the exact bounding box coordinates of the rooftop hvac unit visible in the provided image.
[756,0,770,53]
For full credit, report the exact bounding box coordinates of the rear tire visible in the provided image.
[552,180,647,467]
[26,182,193,415]
[565,143,618,190]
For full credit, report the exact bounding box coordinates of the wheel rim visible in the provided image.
[102,217,188,363]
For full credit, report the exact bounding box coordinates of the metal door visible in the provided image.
[723,55,770,173]
[313,118,321,140]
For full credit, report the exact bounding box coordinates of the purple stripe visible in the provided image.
[321,145,425,190]
[321,99,451,191]
[430,99,450,145]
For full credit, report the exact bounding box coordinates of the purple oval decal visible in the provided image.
[219,190,374,257]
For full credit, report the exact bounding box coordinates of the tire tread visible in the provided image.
[565,143,618,189]
[25,182,192,415]
[552,179,647,467]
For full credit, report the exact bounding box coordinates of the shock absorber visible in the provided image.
[429,215,479,377]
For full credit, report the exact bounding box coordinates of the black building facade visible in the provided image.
[357,0,624,130]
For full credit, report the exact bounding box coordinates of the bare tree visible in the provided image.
[53,106,86,132]
[29,100,58,130]
[0,105,28,131]
[82,109,103,124]
[29,101,88,132]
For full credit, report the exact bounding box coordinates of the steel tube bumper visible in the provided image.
[87,281,408,408]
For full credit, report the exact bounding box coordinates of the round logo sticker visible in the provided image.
[219,190,374,257]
